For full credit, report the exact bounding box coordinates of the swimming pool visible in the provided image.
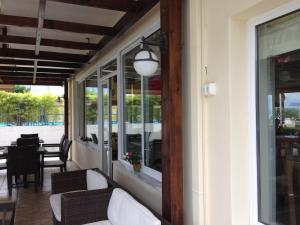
[0,122,64,127]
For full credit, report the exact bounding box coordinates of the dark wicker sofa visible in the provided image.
[51,169,115,225]
[50,169,171,225]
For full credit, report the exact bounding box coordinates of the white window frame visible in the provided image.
[119,22,162,181]
[98,57,118,174]
[76,70,100,151]
[248,1,300,224]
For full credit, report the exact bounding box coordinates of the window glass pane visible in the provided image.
[143,30,162,172]
[101,60,117,77]
[85,72,98,144]
[111,76,118,160]
[78,82,85,138]
[123,46,142,157]
[257,11,300,225]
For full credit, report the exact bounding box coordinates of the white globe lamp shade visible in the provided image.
[133,49,159,77]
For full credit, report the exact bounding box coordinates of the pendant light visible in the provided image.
[133,44,159,77]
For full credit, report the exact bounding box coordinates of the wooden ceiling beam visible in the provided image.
[0,48,88,63]
[0,35,97,50]
[0,66,74,74]
[0,59,81,69]
[0,14,116,35]
[95,0,159,52]
[0,79,64,86]
[0,71,69,78]
[47,0,141,12]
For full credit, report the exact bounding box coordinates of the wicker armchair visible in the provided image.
[50,169,115,225]
[51,170,171,225]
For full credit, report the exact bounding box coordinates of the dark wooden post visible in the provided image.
[64,80,69,138]
[2,27,8,50]
[161,0,183,224]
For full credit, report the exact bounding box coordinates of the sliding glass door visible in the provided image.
[100,60,118,177]
[257,10,300,225]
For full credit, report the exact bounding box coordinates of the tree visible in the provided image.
[0,91,64,125]
[14,85,30,93]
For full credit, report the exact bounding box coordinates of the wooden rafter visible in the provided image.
[0,78,64,86]
[94,0,159,52]
[0,14,116,36]
[0,35,97,50]
[0,66,74,74]
[0,48,88,63]
[48,0,141,12]
[0,71,69,78]
[0,59,81,69]
[2,27,8,49]
[0,0,159,86]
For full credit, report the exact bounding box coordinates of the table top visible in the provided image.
[10,139,45,146]
[0,146,47,156]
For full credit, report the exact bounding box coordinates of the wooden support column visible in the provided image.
[2,27,8,50]
[64,80,69,139]
[161,0,183,224]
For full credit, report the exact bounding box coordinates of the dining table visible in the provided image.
[10,139,45,146]
[0,146,47,186]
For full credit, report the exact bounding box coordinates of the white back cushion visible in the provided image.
[107,188,161,225]
[86,170,108,190]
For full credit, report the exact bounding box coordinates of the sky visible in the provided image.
[27,85,64,96]
[285,92,300,107]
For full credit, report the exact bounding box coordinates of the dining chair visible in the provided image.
[20,134,39,138]
[0,201,16,225]
[41,139,72,185]
[42,134,66,158]
[16,137,40,147]
[0,147,7,171]
[7,146,40,196]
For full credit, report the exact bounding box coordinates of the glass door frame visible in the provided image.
[99,59,118,177]
[248,2,300,225]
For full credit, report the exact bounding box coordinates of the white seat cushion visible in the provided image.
[86,170,108,190]
[44,160,64,166]
[49,193,61,222]
[107,188,161,225]
[83,221,112,225]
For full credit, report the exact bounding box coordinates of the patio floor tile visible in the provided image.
[0,161,79,225]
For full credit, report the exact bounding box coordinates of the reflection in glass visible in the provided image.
[122,30,161,173]
[85,72,98,144]
[123,46,142,157]
[78,82,85,138]
[111,76,118,160]
[257,11,300,225]
[101,60,117,77]
[143,30,162,172]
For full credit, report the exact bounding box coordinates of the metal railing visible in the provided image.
[0,114,64,126]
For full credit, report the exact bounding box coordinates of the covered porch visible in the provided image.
[0,0,184,225]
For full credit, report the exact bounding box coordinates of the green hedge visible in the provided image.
[0,91,63,123]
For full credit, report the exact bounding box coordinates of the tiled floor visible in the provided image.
[0,161,80,225]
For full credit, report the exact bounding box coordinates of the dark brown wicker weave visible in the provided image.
[51,169,171,225]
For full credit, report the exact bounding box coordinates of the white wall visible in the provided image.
[0,125,64,146]
[203,0,292,225]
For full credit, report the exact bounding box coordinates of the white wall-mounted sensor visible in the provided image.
[203,82,216,96]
